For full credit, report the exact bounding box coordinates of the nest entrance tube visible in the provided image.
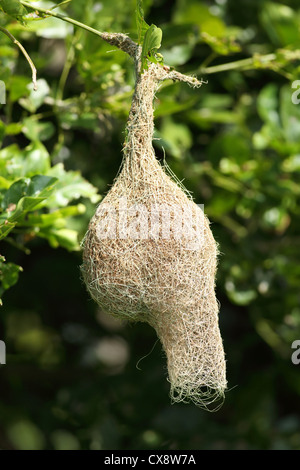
[81,34,227,410]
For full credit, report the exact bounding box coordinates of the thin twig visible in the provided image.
[19,1,200,83]
[200,53,276,75]
[20,0,103,37]
[0,26,38,90]
[49,0,72,10]
[20,0,137,56]
[165,69,206,87]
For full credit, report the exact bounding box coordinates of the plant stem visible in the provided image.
[19,1,202,86]
[49,0,72,10]
[0,26,37,90]
[20,0,107,40]
[20,0,138,56]
[56,37,76,103]
[52,34,77,158]
[200,52,217,71]
[200,53,276,74]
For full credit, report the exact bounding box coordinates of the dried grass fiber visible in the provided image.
[81,43,227,410]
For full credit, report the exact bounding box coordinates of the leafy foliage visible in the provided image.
[136,0,149,45]
[0,0,28,24]
[136,0,164,72]
[141,23,163,72]
[0,14,100,303]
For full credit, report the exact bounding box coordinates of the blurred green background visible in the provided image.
[0,0,300,450]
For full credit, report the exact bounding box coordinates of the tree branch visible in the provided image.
[19,1,203,87]
[0,26,37,90]
[163,67,206,87]
[20,1,138,56]
[200,53,276,75]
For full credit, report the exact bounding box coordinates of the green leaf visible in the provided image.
[51,430,80,451]
[0,258,22,301]
[227,288,257,306]
[7,420,45,450]
[0,176,11,189]
[3,177,56,226]
[24,204,85,228]
[173,1,226,37]
[19,79,50,113]
[141,24,163,72]
[154,96,198,118]
[156,118,192,159]
[5,123,23,136]
[260,2,300,46]
[38,227,80,251]
[22,118,55,142]
[58,111,99,130]
[2,175,57,214]
[160,44,193,67]
[22,141,51,177]
[27,12,73,39]
[160,23,198,48]
[0,144,24,179]
[8,76,31,102]
[200,32,241,55]
[282,154,300,172]
[144,24,162,54]
[2,178,31,209]
[8,196,47,223]
[0,0,28,24]
[46,163,100,208]
[257,83,280,126]
[0,142,51,179]
[27,175,58,198]
[0,220,16,240]
[136,0,150,45]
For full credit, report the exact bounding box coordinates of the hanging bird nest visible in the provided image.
[81,33,227,410]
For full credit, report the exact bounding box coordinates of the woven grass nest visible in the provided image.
[81,33,227,410]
